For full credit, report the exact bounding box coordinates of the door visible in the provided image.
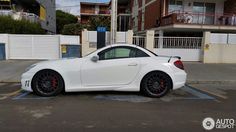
[81,46,141,86]
[205,3,215,25]
[0,43,6,60]
[193,2,205,24]
[193,2,215,24]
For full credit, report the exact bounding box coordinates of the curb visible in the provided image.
[187,80,236,85]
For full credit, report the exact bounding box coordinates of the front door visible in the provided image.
[81,46,140,86]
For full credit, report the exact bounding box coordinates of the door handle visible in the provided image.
[128,63,138,66]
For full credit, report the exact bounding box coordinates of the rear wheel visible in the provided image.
[141,71,172,98]
[32,70,64,97]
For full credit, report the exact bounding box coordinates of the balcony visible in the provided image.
[161,12,236,27]
[80,9,95,14]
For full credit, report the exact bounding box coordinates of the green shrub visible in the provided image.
[62,23,86,35]
[0,16,45,34]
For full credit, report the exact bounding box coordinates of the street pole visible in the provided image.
[110,0,117,44]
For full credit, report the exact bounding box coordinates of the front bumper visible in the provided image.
[21,72,34,92]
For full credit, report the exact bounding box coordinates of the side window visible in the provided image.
[135,48,149,57]
[98,46,150,60]
[98,47,132,60]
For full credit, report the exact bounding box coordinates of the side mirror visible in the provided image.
[91,55,99,62]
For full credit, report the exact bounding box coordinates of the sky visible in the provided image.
[56,0,110,16]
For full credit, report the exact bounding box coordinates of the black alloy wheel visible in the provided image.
[32,70,64,97]
[141,72,172,98]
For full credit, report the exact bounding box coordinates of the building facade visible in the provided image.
[129,0,236,36]
[80,2,110,24]
[116,0,131,31]
[0,0,56,34]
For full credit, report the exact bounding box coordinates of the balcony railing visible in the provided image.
[161,12,236,26]
[133,36,146,48]
[154,37,202,49]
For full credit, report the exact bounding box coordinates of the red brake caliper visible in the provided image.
[160,79,164,88]
[51,77,57,89]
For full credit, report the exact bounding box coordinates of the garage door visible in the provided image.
[9,35,59,60]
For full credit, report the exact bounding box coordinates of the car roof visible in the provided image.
[108,44,138,48]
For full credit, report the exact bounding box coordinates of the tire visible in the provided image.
[32,70,64,97]
[141,71,172,98]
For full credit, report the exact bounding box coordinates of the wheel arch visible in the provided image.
[140,70,173,90]
[31,69,65,90]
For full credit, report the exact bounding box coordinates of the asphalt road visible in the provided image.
[0,83,235,132]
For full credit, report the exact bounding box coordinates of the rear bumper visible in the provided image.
[21,72,34,92]
[172,70,187,90]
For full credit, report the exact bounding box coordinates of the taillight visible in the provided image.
[174,60,184,70]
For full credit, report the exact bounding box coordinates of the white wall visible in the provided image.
[204,44,236,63]
[82,30,130,56]
[210,33,228,44]
[210,33,236,44]
[8,35,60,60]
[0,34,80,60]
[203,32,236,63]
[154,49,201,61]
[60,35,80,45]
[87,31,127,44]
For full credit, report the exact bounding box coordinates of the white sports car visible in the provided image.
[21,44,187,98]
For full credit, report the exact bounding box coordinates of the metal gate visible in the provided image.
[154,37,202,61]
[0,43,6,60]
[8,35,59,60]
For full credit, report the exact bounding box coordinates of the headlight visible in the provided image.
[25,64,37,72]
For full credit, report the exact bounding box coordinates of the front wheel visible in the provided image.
[32,70,64,97]
[141,72,172,98]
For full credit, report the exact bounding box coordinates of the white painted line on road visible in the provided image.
[12,91,30,100]
[0,89,22,96]
[183,85,215,100]
[0,96,7,100]
[12,91,53,100]
[0,89,22,100]
[192,87,227,99]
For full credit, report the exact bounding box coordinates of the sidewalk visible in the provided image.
[184,62,236,84]
[0,60,236,84]
[0,60,38,83]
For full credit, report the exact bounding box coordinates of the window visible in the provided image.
[136,48,149,57]
[98,46,149,60]
[192,2,215,24]
[168,0,183,13]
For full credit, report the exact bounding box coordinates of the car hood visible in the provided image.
[33,58,83,67]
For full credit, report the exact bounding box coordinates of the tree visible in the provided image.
[62,23,86,35]
[0,16,45,34]
[56,10,78,34]
[87,15,110,31]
